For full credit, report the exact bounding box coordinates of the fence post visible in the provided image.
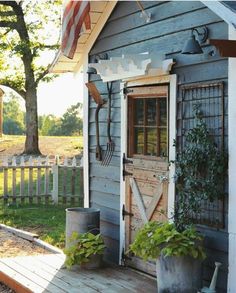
[20,156,25,204]
[63,157,68,204]
[28,156,34,204]
[3,156,8,204]
[36,156,42,204]
[12,156,17,204]
[79,158,84,205]
[52,155,59,204]
[44,156,50,204]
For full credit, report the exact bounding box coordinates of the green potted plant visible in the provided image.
[130,106,227,292]
[130,221,205,292]
[64,231,106,269]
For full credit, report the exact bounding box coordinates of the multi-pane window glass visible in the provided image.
[130,96,168,157]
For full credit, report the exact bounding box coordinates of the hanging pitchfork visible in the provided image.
[86,82,106,161]
[102,82,115,166]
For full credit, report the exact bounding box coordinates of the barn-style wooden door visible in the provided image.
[123,85,169,276]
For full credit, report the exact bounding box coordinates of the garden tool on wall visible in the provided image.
[86,82,106,161]
[102,81,115,166]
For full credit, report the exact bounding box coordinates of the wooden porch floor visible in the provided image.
[0,253,156,292]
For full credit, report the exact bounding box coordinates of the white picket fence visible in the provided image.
[0,155,83,205]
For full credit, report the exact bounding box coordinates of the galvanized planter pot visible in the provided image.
[65,207,103,269]
[156,255,202,293]
[65,207,100,248]
[80,254,103,270]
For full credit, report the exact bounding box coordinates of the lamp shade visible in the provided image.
[181,35,203,54]
[87,67,97,74]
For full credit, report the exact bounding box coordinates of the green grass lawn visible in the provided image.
[0,135,84,249]
[0,203,76,249]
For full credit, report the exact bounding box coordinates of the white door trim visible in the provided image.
[119,81,127,264]
[119,74,177,264]
[228,24,236,293]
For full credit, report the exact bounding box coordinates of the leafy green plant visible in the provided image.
[64,232,106,268]
[129,221,206,261]
[173,105,228,230]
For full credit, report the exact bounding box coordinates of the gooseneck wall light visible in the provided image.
[87,53,108,74]
[181,27,208,54]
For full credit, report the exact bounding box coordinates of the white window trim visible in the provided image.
[228,24,236,293]
[119,74,177,264]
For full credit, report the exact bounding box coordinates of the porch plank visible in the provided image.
[35,255,135,292]
[0,261,47,293]
[0,258,65,293]
[0,254,156,292]
[14,255,101,291]
[12,257,76,292]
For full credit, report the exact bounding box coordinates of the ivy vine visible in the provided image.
[173,105,228,231]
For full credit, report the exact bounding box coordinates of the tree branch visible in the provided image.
[35,67,49,85]
[32,43,59,57]
[0,80,26,99]
[0,21,17,29]
[0,11,15,17]
[0,1,18,9]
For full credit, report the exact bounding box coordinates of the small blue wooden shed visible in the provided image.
[51,1,236,292]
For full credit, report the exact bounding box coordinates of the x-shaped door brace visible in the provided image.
[129,177,168,223]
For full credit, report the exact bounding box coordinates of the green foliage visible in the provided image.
[0,0,61,93]
[3,95,25,135]
[38,103,83,136]
[64,232,105,268]
[60,103,83,136]
[39,114,61,136]
[129,221,206,261]
[0,0,62,153]
[173,106,228,230]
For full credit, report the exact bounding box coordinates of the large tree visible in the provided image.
[0,0,61,154]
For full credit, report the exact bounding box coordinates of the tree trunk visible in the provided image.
[24,87,41,155]
[8,1,41,155]
[0,89,3,138]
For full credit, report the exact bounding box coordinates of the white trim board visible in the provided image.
[202,1,236,28]
[119,74,177,264]
[228,24,236,293]
[81,57,90,208]
[119,81,127,265]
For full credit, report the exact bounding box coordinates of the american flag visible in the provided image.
[61,0,91,59]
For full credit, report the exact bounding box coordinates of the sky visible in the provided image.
[37,72,84,117]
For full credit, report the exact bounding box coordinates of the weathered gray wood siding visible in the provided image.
[88,1,228,291]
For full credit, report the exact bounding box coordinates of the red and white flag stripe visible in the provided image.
[61,0,91,59]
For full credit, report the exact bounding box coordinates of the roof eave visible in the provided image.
[202,1,236,28]
[49,1,117,74]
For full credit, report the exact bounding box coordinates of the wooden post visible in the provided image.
[63,157,68,204]
[71,157,76,205]
[3,157,8,204]
[36,156,41,204]
[52,157,59,204]
[79,166,84,206]
[44,156,50,204]
[12,157,17,204]
[28,156,33,204]
[20,156,25,204]
[0,88,4,138]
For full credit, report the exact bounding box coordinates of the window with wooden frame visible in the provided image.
[127,85,169,158]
